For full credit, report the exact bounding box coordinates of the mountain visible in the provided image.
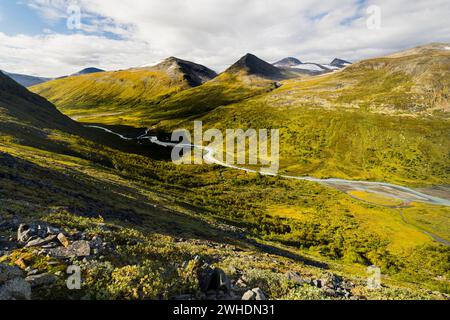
[2,44,450,300]
[150,57,217,87]
[225,53,285,80]
[70,67,105,76]
[273,57,302,67]
[0,71,80,132]
[330,58,352,68]
[273,57,352,75]
[1,71,52,87]
[174,44,450,186]
[30,57,219,125]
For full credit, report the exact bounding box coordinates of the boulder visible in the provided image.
[25,273,57,288]
[25,235,57,248]
[285,271,304,284]
[0,277,31,300]
[252,288,266,300]
[0,264,23,284]
[241,288,267,300]
[241,290,256,300]
[17,223,53,243]
[49,240,91,258]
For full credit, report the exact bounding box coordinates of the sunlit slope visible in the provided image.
[32,64,279,128]
[186,45,450,186]
[2,70,450,296]
[31,57,218,125]
[259,43,450,115]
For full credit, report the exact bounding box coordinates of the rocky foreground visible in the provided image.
[0,210,447,300]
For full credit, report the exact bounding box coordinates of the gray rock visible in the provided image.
[323,288,338,297]
[241,290,256,300]
[0,264,23,284]
[25,235,57,248]
[285,271,304,284]
[25,273,57,288]
[0,277,32,300]
[17,223,60,244]
[241,288,266,300]
[49,240,91,258]
[322,273,341,289]
[252,288,266,300]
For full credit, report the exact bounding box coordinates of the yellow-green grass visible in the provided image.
[402,203,450,242]
[348,191,405,207]
[31,70,276,128]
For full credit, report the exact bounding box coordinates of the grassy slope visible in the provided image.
[10,46,449,297]
[31,68,277,128]
[172,49,450,186]
[0,80,448,297]
[1,127,449,296]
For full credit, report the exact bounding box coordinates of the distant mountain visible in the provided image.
[1,71,52,87]
[330,58,352,68]
[71,67,105,77]
[0,71,81,134]
[273,57,302,67]
[31,57,218,124]
[150,57,217,87]
[226,53,284,80]
[272,57,351,75]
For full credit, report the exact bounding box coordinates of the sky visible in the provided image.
[0,0,449,77]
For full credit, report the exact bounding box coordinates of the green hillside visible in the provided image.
[167,45,450,186]
[4,46,448,299]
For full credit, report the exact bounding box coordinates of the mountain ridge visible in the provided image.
[225,53,285,80]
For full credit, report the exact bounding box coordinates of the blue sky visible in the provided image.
[1,0,449,77]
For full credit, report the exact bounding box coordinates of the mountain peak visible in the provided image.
[226,53,284,80]
[330,58,351,68]
[154,57,217,87]
[274,57,302,67]
[71,67,105,76]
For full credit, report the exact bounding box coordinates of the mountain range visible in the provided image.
[0,67,106,88]
[0,43,449,300]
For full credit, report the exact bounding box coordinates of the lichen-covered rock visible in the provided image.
[49,240,91,258]
[25,235,57,248]
[25,273,57,288]
[241,288,266,300]
[0,277,32,300]
[0,264,23,284]
[285,271,304,284]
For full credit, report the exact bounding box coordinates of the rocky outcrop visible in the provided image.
[242,288,266,300]
[0,264,31,300]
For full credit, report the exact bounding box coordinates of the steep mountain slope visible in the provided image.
[330,58,352,68]
[1,50,449,299]
[30,55,277,127]
[70,67,105,77]
[0,71,81,134]
[1,71,52,87]
[174,44,450,186]
[274,57,351,75]
[30,57,218,124]
[274,57,303,67]
[226,53,285,80]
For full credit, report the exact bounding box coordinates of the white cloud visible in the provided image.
[2,0,450,76]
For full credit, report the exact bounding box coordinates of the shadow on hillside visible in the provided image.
[1,151,327,269]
